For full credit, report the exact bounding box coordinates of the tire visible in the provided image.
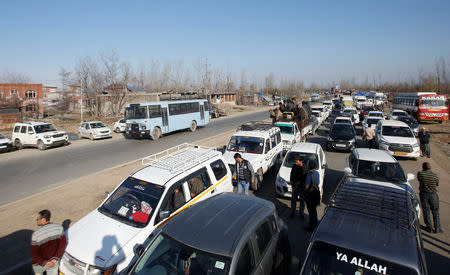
[151,127,161,141]
[37,140,47,151]
[14,139,23,150]
[89,133,94,141]
[115,127,120,133]
[190,121,197,132]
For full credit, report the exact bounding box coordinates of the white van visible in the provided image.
[59,143,233,275]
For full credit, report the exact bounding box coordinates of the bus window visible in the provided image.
[149,105,161,118]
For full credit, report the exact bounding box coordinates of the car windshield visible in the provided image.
[420,99,447,107]
[368,112,383,117]
[330,124,355,139]
[366,118,382,125]
[343,110,357,115]
[381,126,413,137]
[90,122,106,128]
[354,160,406,182]
[276,125,294,134]
[132,233,231,275]
[398,117,418,127]
[392,111,407,117]
[302,241,418,275]
[0,133,5,139]
[98,177,164,228]
[335,119,350,124]
[284,151,318,169]
[227,136,264,154]
[126,106,148,119]
[312,111,320,116]
[33,124,57,133]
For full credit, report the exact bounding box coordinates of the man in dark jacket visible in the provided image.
[290,156,307,218]
[418,127,431,158]
[418,162,442,233]
[232,153,255,195]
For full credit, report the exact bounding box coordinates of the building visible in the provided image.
[208,92,237,105]
[0,83,44,119]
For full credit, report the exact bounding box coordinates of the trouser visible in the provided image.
[237,180,250,195]
[291,186,305,215]
[306,200,318,227]
[33,262,58,275]
[420,143,431,157]
[420,192,440,230]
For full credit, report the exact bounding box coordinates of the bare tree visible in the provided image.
[0,70,32,83]
[58,68,72,115]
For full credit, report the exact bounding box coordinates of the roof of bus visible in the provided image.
[394,92,436,97]
[126,99,207,106]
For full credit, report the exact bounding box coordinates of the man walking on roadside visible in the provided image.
[232,153,255,195]
[290,156,307,219]
[417,162,443,234]
[363,123,375,149]
[418,127,431,158]
[31,209,67,275]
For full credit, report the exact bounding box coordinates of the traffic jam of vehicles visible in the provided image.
[3,92,448,275]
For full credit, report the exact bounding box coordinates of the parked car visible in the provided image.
[344,148,420,217]
[275,142,327,198]
[78,121,112,140]
[326,123,357,152]
[0,133,12,152]
[59,143,234,275]
[128,193,291,275]
[375,120,420,159]
[11,121,68,150]
[223,122,283,191]
[113,118,127,133]
[397,116,419,136]
[387,109,409,120]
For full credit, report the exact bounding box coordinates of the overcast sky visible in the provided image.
[1,0,449,87]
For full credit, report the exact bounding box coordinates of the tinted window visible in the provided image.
[187,169,211,199]
[228,136,264,154]
[284,151,318,169]
[381,126,413,137]
[210,159,228,180]
[14,126,20,133]
[169,102,200,115]
[255,221,272,255]
[149,105,161,118]
[236,241,255,275]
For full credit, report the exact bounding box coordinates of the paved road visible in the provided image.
[0,111,268,206]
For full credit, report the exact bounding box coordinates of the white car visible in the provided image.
[344,148,420,217]
[362,116,384,132]
[78,121,112,140]
[113,118,127,133]
[0,133,12,152]
[274,121,302,151]
[367,111,384,118]
[375,120,420,159]
[12,121,68,150]
[309,115,320,135]
[387,109,409,120]
[311,105,328,120]
[341,107,360,124]
[275,142,327,198]
[311,110,324,125]
[223,122,283,191]
[59,144,233,275]
[333,116,352,125]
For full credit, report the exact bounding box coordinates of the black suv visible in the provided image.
[326,123,356,152]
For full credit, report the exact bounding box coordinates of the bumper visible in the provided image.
[92,133,112,139]
[275,182,292,197]
[326,141,354,151]
[0,143,11,151]
[44,137,68,147]
[379,144,420,158]
[127,129,150,136]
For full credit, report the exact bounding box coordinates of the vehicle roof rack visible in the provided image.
[237,121,279,135]
[141,143,221,174]
[327,180,416,230]
[159,92,206,101]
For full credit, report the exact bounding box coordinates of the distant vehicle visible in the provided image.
[113,118,127,133]
[362,116,384,132]
[78,121,112,140]
[393,92,449,123]
[342,96,353,107]
[397,116,419,136]
[0,133,12,152]
[311,111,324,125]
[299,179,427,275]
[128,193,291,275]
[367,91,385,106]
[333,116,352,125]
[309,115,320,135]
[354,95,367,109]
[326,123,357,152]
[387,109,409,120]
[360,105,378,120]
[367,111,384,118]
[375,120,420,159]
[12,121,68,150]
[275,142,327,198]
[311,93,320,102]
[341,107,360,124]
[59,144,233,275]
[125,98,210,140]
[274,121,302,151]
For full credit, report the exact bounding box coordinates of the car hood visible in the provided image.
[381,135,417,145]
[0,137,11,143]
[42,131,66,136]
[66,209,141,267]
[92,127,110,132]
[223,151,263,168]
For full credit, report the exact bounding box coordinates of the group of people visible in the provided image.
[269,98,308,125]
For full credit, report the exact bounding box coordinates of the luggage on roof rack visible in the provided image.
[237,121,275,132]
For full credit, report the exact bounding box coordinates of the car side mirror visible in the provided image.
[322,163,328,169]
[134,244,145,257]
[407,173,415,181]
[105,191,110,197]
[159,210,170,220]
[344,167,352,174]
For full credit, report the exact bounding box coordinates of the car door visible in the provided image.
[25,126,36,145]
[208,158,232,193]
[185,167,213,202]
[233,239,258,275]
[254,220,276,275]
[294,124,300,142]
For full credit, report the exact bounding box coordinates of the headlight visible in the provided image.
[88,265,116,275]
[349,138,356,144]
[276,175,287,185]
[379,139,390,146]
[141,125,146,130]
[44,135,51,139]
[413,143,420,148]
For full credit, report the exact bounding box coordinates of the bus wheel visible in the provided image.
[151,127,161,140]
[190,121,197,132]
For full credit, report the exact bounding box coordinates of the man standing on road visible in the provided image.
[363,123,375,149]
[290,156,307,219]
[31,209,67,275]
[418,127,431,158]
[232,153,255,195]
[304,161,321,231]
[417,162,443,234]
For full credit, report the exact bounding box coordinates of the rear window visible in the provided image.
[210,159,228,180]
[302,241,418,275]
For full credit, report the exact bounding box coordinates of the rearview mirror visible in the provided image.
[159,210,170,220]
[134,244,145,257]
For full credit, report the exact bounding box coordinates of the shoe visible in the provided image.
[424,226,432,233]
[434,228,444,234]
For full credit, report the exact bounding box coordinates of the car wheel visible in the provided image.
[151,127,161,141]
[189,121,197,132]
[115,127,120,133]
[14,139,23,150]
[37,140,47,151]
[89,133,94,141]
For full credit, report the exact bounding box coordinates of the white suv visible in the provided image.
[59,143,233,275]
[223,122,283,191]
[12,122,68,150]
[375,120,420,159]
[274,121,302,151]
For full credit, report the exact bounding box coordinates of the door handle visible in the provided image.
[211,189,215,194]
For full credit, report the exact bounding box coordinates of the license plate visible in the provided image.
[395,151,407,155]
[335,144,346,147]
